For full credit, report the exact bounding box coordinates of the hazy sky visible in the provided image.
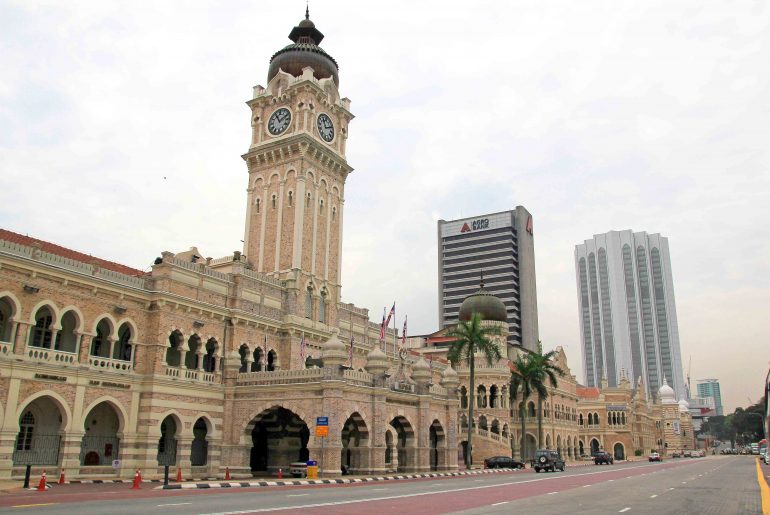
[1,1,768,412]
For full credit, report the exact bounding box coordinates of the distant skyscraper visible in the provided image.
[574,230,685,400]
[437,207,539,353]
[696,379,724,416]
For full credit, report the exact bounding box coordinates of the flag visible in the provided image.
[349,334,354,366]
[384,302,395,330]
[401,315,407,349]
[379,307,386,341]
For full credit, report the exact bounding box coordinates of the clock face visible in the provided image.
[317,113,335,142]
[268,108,291,135]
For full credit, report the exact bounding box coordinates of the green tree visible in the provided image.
[510,353,535,460]
[509,345,566,459]
[446,312,502,468]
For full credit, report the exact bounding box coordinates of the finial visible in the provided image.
[479,269,485,288]
[305,2,310,20]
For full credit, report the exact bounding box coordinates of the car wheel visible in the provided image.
[535,467,540,473]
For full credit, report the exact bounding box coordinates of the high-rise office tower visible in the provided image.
[575,230,685,400]
[437,207,539,354]
[696,379,724,416]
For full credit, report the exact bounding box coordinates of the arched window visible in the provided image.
[115,325,132,361]
[252,347,263,372]
[203,338,217,373]
[267,350,277,372]
[288,191,293,207]
[319,290,327,323]
[255,198,261,214]
[319,199,324,214]
[460,386,468,409]
[332,206,336,220]
[271,194,277,209]
[238,344,248,373]
[17,411,35,451]
[527,401,536,418]
[579,413,584,426]
[30,307,54,349]
[306,192,312,207]
[91,319,111,358]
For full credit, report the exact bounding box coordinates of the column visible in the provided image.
[12,322,31,356]
[107,338,116,360]
[78,334,92,365]
[59,430,85,479]
[176,436,193,480]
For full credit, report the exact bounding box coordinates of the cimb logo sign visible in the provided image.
[460,218,489,233]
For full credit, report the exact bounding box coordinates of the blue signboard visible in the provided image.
[316,416,328,426]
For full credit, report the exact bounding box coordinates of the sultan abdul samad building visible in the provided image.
[0,12,695,481]
[0,12,461,480]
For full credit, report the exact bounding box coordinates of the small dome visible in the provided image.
[365,344,389,376]
[678,399,690,412]
[658,378,676,403]
[440,362,460,389]
[458,274,507,323]
[411,356,431,385]
[321,328,347,366]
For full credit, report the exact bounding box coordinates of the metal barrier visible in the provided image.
[79,435,120,465]
[12,434,62,466]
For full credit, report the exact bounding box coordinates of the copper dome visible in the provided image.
[267,10,339,86]
[458,275,508,323]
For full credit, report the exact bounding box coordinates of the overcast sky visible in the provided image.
[1,1,768,412]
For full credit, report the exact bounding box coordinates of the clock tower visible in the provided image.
[242,10,353,325]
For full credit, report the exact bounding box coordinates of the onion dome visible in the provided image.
[458,272,507,323]
[411,356,432,386]
[440,362,460,389]
[365,344,389,376]
[268,8,339,86]
[321,328,347,367]
[658,378,676,404]
[678,399,690,412]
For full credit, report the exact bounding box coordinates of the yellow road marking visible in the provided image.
[11,503,57,508]
[756,458,770,515]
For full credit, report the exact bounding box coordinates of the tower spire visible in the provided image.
[306,2,310,20]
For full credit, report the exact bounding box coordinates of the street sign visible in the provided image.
[316,416,328,426]
[316,425,329,437]
[112,459,122,469]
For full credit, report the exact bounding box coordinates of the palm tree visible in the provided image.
[528,345,566,450]
[446,312,502,468]
[509,353,534,461]
[509,345,566,459]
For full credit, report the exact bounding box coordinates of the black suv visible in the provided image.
[533,449,565,473]
[483,456,526,469]
[593,451,614,465]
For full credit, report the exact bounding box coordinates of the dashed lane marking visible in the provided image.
[547,492,557,495]
[10,504,57,509]
[619,508,631,513]
[669,487,675,491]
[650,494,658,498]
[287,494,309,497]
[491,502,509,506]
[157,503,193,507]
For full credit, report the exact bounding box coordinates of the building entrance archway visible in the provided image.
[613,442,625,460]
[341,412,368,474]
[80,402,121,466]
[430,420,445,471]
[13,396,64,467]
[390,416,414,473]
[249,407,309,475]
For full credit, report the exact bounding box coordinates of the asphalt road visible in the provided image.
[0,456,764,514]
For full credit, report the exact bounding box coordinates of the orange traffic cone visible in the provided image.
[37,470,47,491]
[58,470,65,485]
[176,467,182,482]
[225,467,230,480]
[131,469,141,490]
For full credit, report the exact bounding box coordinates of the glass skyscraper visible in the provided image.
[575,230,685,401]
[696,379,724,416]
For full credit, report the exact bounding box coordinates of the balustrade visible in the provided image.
[26,347,77,365]
[0,340,11,357]
[88,356,132,373]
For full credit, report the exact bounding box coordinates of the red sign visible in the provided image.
[460,223,471,233]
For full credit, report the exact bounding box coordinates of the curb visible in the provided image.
[158,467,525,490]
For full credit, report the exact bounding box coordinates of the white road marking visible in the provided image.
[650,494,657,498]
[619,508,631,513]
[491,501,509,506]
[669,487,675,490]
[547,491,557,495]
[474,479,484,482]
[287,494,308,497]
[583,484,591,487]
[157,503,192,507]
[371,488,388,491]
[681,481,687,484]
[196,463,675,515]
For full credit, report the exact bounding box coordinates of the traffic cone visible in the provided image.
[58,470,65,485]
[131,469,141,490]
[37,470,47,491]
[225,467,230,480]
[176,466,182,482]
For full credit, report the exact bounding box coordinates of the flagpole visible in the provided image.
[392,302,397,358]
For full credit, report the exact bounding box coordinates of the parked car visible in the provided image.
[484,456,526,469]
[671,452,681,458]
[594,452,614,465]
[533,449,565,473]
[649,452,661,462]
[289,462,307,478]
[683,451,692,458]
